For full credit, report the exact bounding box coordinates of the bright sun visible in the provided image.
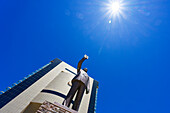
[103,0,126,22]
[111,2,120,13]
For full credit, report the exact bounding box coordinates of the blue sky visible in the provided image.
[0,0,170,113]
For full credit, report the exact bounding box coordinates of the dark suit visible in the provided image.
[62,69,90,111]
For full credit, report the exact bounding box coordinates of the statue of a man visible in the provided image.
[62,55,90,111]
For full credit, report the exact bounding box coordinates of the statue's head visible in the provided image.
[83,68,88,72]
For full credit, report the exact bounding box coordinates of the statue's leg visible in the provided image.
[72,82,86,111]
[62,81,80,107]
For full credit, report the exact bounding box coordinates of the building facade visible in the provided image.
[0,58,98,113]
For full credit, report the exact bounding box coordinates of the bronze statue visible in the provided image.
[62,55,90,111]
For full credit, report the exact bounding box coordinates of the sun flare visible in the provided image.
[111,1,120,13]
[103,0,126,22]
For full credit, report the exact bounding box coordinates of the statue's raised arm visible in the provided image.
[77,54,89,73]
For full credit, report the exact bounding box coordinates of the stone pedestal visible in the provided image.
[36,101,78,113]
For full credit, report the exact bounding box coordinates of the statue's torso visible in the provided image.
[72,69,89,86]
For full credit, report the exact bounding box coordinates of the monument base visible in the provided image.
[36,101,78,113]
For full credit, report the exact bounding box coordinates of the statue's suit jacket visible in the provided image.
[72,69,90,93]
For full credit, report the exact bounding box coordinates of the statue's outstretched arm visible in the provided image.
[77,54,88,73]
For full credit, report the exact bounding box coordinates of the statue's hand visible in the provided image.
[84,54,89,59]
[68,81,72,86]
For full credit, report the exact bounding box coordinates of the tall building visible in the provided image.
[0,58,98,113]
